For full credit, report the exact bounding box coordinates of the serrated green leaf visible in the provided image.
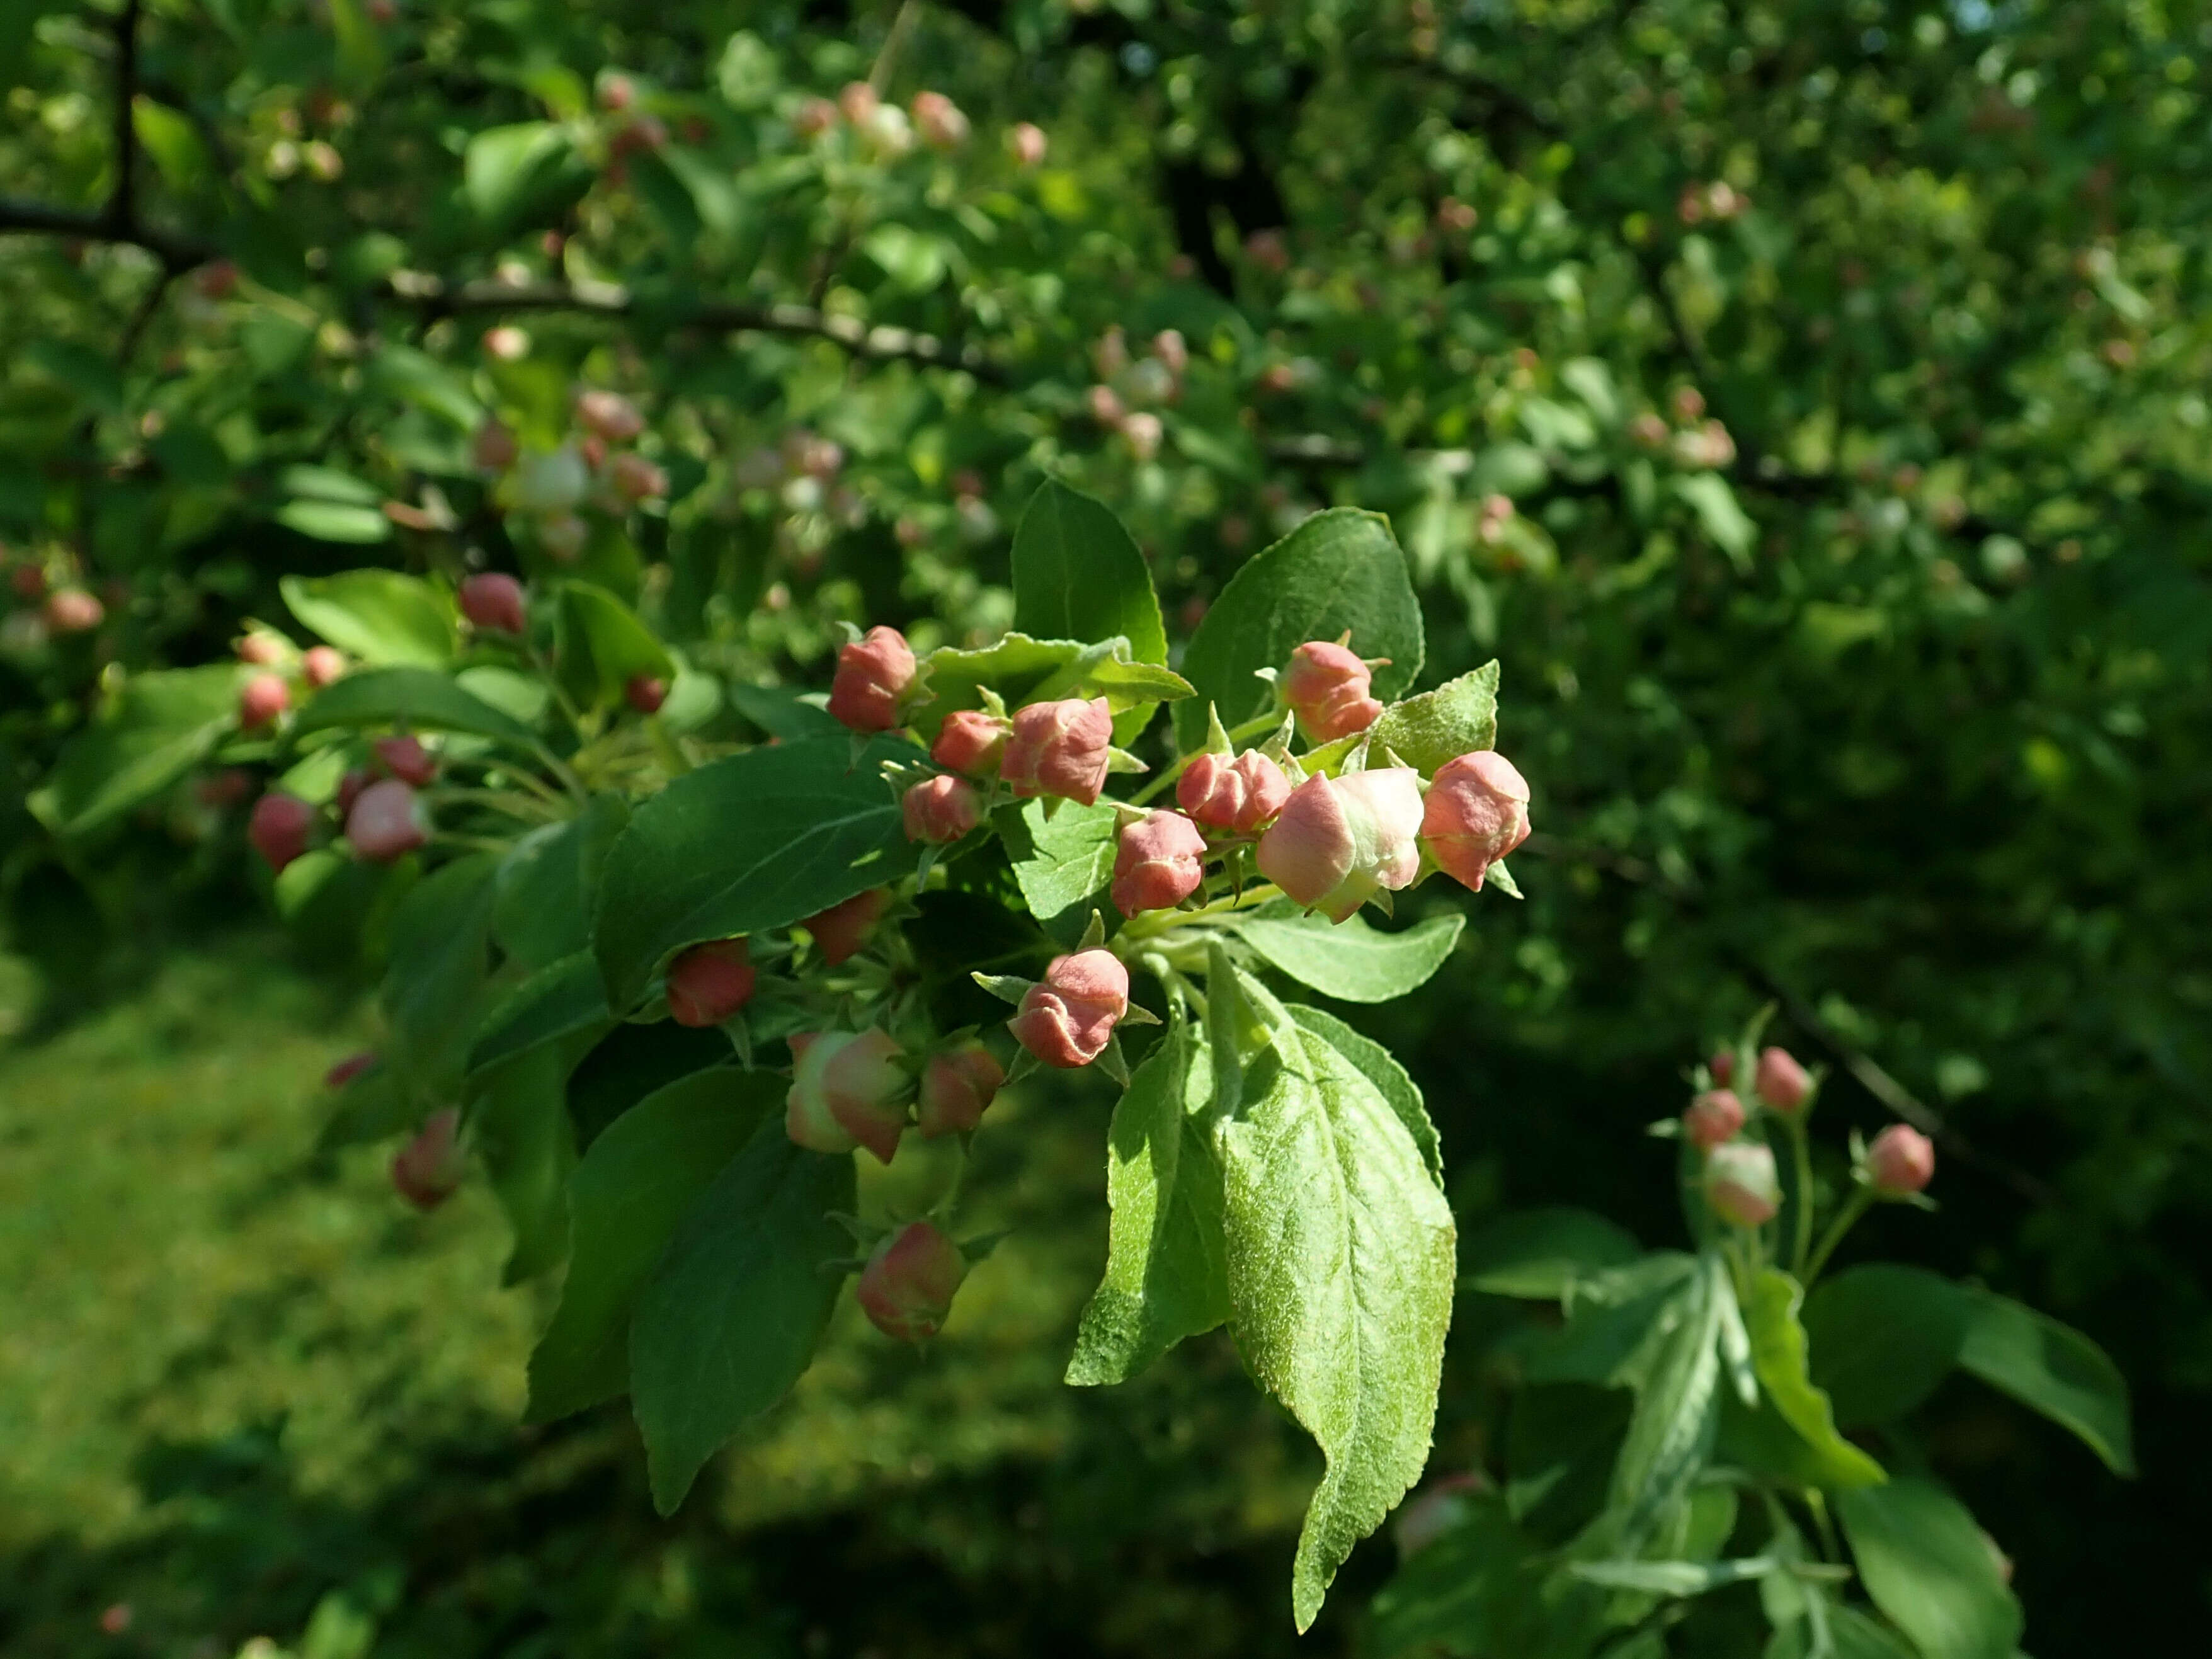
[471,1042,583,1284]
[996,796,1119,947]
[1743,1268,1887,1488]
[1234,905,1463,1003]
[492,798,630,971]
[906,633,1084,739]
[295,666,542,750]
[29,665,241,838]
[1284,1004,1442,1188]
[1371,661,1501,773]
[281,571,456,665]
[1958,1288,2135,1476]
[1837,1479,2024,1659]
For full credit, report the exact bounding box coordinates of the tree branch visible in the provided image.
[112,0,142,234]
[0,197,212,270]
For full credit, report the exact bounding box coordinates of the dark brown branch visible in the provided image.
[0,197,212,270]
[112,0,142,234]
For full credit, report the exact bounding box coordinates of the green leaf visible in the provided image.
[472,1042,583,1284]
[1837,1479,2024,1659]
[295,666,543,751]
[492,799,630,971]
[316,1059,416,1152]
[594,736,920,1011]
[1461,1207,1641,1300]
[275,501,392,544]
[1233,905,1464,1003]
[132,97,210,194]
[467,952,612,1079]
[556,581,677,711]
[1570,1554,1779,1595]
[1011,481,1169,742]
[1284,1004,1442,1189]
[1957,1289,2136,1476]
[1368,661,1501,773]
[906,633,1084,739]
[465,122,579,228]
[1604,1251,1728,1544]
[1766,1602,1921,1659]
[1213,967,1457,1631]
[366,345,483,431]
[29,666,241,838]
[527,1067,774,1423]
[281,571,457,666]
[380,854,499,1109]
[1175,508,1424,749]
[1367,1491,1543,1658]
[1520,1253,1699,1389]
[630,1122,855,1513]
[996,796,1119,946]
[1803,1265,1971,1427]
[727,683,843,741]
[1067,1023,1231,1386]
[1673,474,1755,572]
[1743,1268,1887,1488]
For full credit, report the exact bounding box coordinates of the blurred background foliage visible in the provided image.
[1,0,2206,1652]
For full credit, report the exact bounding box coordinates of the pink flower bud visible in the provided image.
[1867,1124,1936,1195]
[392,1109,464,1210]
[472,419,519,472]
[1256,767,1424,923]
[1120,411,1164,462]
[857,1219,967,1342]
[838,81,880,125]
[903,774,981,843]
[1177,749,1292,835]
[792,96,838,138]
[1684,1090,1745,1150]
[1152,328,1189,375]
[785,1029,909,1163]
[597,74,635,113]
[237,632,289,666]
[483,325,530,361]
[1710,1049,1736,1086]
[1112,809,1209,916]
[44,587,104,633]
[249,792,314,870]
[1754,1046,1813,1114]
[300,645,345,688]
[1009,949,1129,1068]
[1001,696,1113,806]
[346,778,430,862]
[373,734,438,787]
[667,938,756,1027]
[324,1050,378,1089]
[197,768,253,809]
[1280,640,1385,743]
[1008,121,1047,167]
[1705,1140,1781,1228]
[931,709,1010,776]
[460,573,527,635]
[608,451,667,503]
[826,625,918,733]
[1420,751,1532,893]
[1086,384,1125,425]
[624,675,667,715]
[239,673,290,729]
[918,1040,1005,1137]
[803,888,890,966]
[910,90,969,150]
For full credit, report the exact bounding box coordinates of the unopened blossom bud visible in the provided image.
[44,588,104,633]
[1001,697,1114,806]
[239,673,290,729]
[249,792,315,872]
[1257,767,1424,924]
[918,1040,1005,1137]
[785,1029,909,1162]
[903,774,981,844]
[1008,121,1047,167]
[1177,748,1292,835]
[509,445,590,513]
[1710,1049,1736,1086]
[1421,751,1532,893]
[624,675,667,715]
[597,73,635,113]
[300,645,345,688]
[1629,411,1670,450]
[1684,1090,1745,1150]
[347,778,430,862]
[931,709,1010,776]
[336,767,373,819]
[537,511,589,563]
[608,452,668,503]
[460,573,527,635]
[858,102,913,156]
[472,419,519,472]
[1867,1124,1936,1195]
[324,1051,378,1089]
[607,115,669,162]
[1705,1140,1781,1228]
[910,90,969,150]
[857,1220,967,1342]
[1086,384,1124,426]
[1280,640,1385,743]
[803,888,890,966]
[1120,411,1164,463]
[1754,1047,1813,1114]
[1151,328,1189,376]
[373,734,437,787]
[1010,949,1129,1068]
[237,631,289,666]
[391,1109,464,1211]
[576,389,645,443]
[792,96,838,138]
[827,625,918,733]
[837,81,879,124]
[666,938,756,1027]
[1112,809,1209,916]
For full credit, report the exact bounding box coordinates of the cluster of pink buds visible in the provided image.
[1084,326,1187,460]
[232,627,350,731]
[785,1025,1006,1165]
[460,572,528,636]
[1677,179,1749,225]
[666,938,756,1027]
[247,726,441,875]
[472,388,666,562]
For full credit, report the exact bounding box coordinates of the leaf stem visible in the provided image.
[1801,1186,1873,1285]
[1787,1115,1816,1277]
[1117,881,1284,943]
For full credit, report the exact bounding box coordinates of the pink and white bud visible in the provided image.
[391,1109,464,1210]
[300,645,345,688]
[931,709,1010,776]
[1420,751,1532,893]
[857,102,913,156]
[1754,1047,1813,1115]
[624,675,668,715]
[1001,696,1114,806]
[239,673,290,730]
[1705,1140,1781,1228]
[237,632,290,667]
[372,734,437,787]
[792,96,838,139]
[1684,1090,1745,1150]
[903,774,981,844]
[803,888,890,966]
[1112,809,1209,916]
[460,573,528,635]
[509,446,590,514]
[1256,767,1425,923]
[1120,411,1164,463]
[1177,749,1292,835]
[483,326,530,362]
[857,1219,967,1342]
[1008,122,1047,167]
[1086,384,1125,426]
[44,588,105,633]
[1867,1124,1936,1195]
[785,1028,909,1163]
[1280,640,1385,743]
[837,81,880,124]
[472,419,519,472]
[608,452,667,503]
[575,389,645,443]
[826,625,918,733]
[324,1051,378,1089]
[1010,949,1129,1069]
[918,1040,1005,1138]
[910,90,969,150]
[666,938,756,1027]
[346,778,430,862]
[249,792,316,872]
[1151,328,1189,376]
